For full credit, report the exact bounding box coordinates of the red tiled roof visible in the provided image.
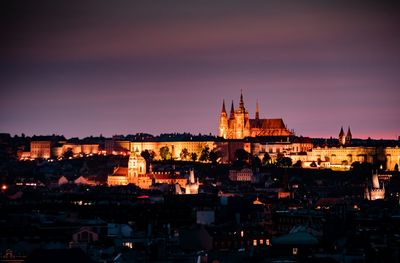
[113,167,128,176]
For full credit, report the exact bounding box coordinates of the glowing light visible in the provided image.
[123,242,133,249]
[1,185,7,190]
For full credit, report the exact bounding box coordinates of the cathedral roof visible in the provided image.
[250,118,286,129]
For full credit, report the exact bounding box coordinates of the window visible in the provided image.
[292,247,298,255]
[123,242,133,249]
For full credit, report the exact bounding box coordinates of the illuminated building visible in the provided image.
[129,140,216,160]
[365,172,385,200]
[185,170,199,194]
[229,168,253,182]
[107,151,188,189]
[290,128,398,170]
[105,140,130,155]
[339,126,352,145]
[385,146,400,171]
[30,141,51,159]
[218,92,293,139]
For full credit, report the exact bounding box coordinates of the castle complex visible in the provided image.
[25,92,399,175]
[219,92,293,139]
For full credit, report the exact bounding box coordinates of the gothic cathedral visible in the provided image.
[219,92,293,139]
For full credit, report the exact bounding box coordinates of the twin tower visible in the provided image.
[218,92,293,139]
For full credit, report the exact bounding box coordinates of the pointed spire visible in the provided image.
[238,90,245,111]
[255,100,259,120]
[230,100,235,119]
[221,100,226,114]
[339,126,344,137]
[347,126,352,137]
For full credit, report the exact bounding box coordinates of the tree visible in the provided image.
[293,160,302,168]
[190,152,198,162]
[141,150,150,160]
[235,149,250,162]
[199,146,210,162]
[262,152,271,165]
[159,146,171,160]
[209,150,219,164]
[141,150,154,162]
[276,156,292,167]
[63,148,73,159]
[180,148,189,160]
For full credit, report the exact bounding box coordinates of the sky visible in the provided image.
[1,0,399,139]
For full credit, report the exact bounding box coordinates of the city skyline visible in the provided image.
[1,1,400,139]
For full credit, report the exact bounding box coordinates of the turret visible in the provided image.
[219,100,228,138]
[255,100,260,120]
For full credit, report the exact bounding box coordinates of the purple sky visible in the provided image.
[1,1,399,139]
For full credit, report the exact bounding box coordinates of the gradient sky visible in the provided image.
[1,0,399,139]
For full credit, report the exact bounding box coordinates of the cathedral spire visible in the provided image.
[238,90,245,112]
[339,126,345,145]
[346,126,352,145]
[221,100,226,114]
[339,126,344,137]
[255,100,259,120]
[230,100,235,119]
[347,126,352,137]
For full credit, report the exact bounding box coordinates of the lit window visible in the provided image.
[123,242,133,249]
[253,240,257,246]
[266,239,270,246]
[259,239,263,245]
[292,247,298,255]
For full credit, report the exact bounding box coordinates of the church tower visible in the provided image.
[234,91,250,139]
[219,100,228,139]
[339,127,346,145]
[345,126,352,145]
[128,150,146,184]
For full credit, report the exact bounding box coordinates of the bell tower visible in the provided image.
[345,127,352,145]
[128,150,147,185]
[234,91,249,139]
[339,127,346,145]
[219,100,228,138]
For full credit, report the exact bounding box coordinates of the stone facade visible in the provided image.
[219,92,293,139]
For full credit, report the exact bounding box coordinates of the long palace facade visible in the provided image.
[25,92,400,171]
